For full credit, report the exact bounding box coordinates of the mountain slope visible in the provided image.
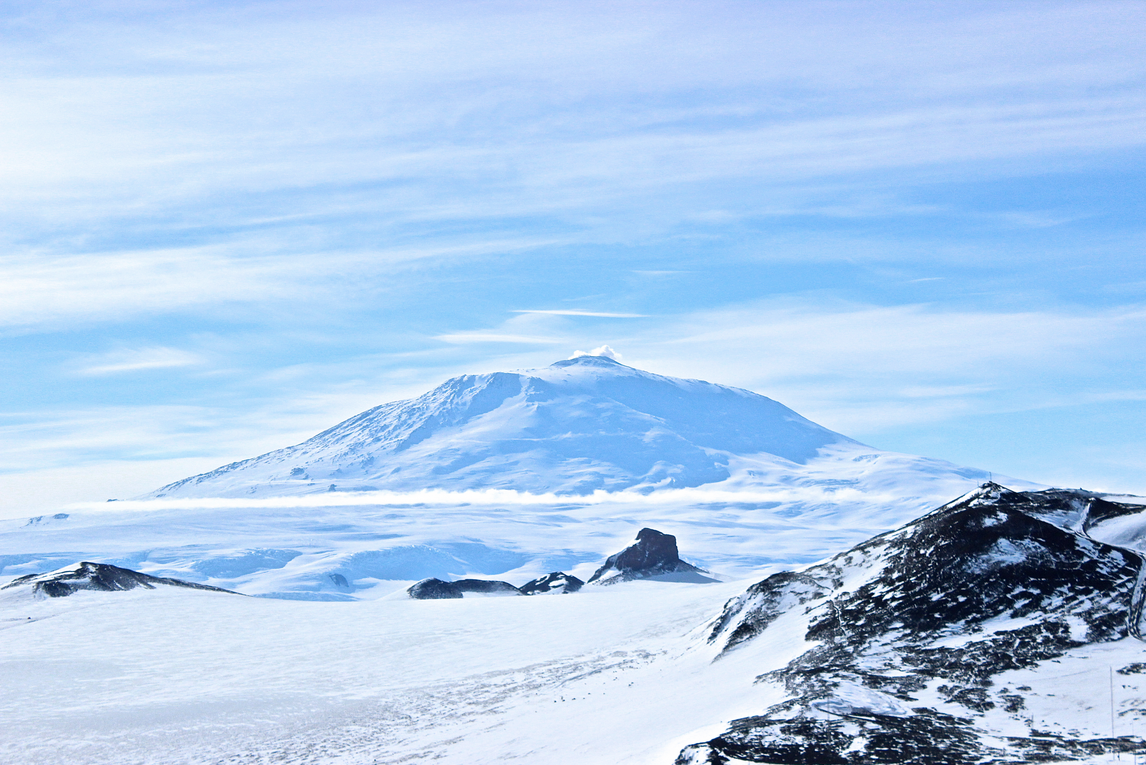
[681,484,1146,763]
[149,355,856,498]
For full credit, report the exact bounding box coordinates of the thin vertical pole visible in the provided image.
[1112,666,1117,760]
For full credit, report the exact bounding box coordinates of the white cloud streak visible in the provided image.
[513,310,647,318]
[435,332,563,345]
[77,346,203,376]
[63,484,905,514]
[0,235,557,333]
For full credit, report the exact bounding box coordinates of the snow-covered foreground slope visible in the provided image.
[3,486,1146,765]
[0,580,776,765]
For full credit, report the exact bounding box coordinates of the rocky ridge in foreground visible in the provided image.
[678,484,1146,764]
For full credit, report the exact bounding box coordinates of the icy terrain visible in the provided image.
[2,486,1146,764]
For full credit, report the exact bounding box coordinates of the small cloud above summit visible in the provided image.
[571,345,622,362]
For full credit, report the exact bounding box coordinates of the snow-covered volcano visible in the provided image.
[151,355,857,498]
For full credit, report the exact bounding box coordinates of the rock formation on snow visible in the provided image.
[408,572,586,598]
[407,577,523,599]
[677,484,1146,764]
[1,561,241,598]
[406,529,716,599]
[519,571,584,594]
[588,528,715,585]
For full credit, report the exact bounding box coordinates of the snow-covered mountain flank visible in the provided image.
[150,355,858,498]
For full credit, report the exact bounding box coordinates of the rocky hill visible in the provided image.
[679,484,1146,763]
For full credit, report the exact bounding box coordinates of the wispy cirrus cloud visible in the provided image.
[76,346,204,376]
[512,310,647,318]
[435,332,563,345]
[0,235,559,334]
[2,1,1144,255]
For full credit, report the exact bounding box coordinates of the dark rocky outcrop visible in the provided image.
[407,577,523,599]
[680,484,1146,763]
[520,572,584,595]
[0,561,241,598]
[588,528,715,585]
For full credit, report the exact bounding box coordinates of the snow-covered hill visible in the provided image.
[150,355,857,498]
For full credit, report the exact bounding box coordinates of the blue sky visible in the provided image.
[2,0,1144,515]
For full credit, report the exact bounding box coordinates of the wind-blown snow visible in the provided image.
[0,447,1009,599]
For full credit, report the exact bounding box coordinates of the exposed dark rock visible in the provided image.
[407,577,523,599]
[682,484,1146,763]
[588,528,715,585]
[710,571,832,652]
[0,561,241,598]
[520,572,584,595]
[677,709,984,765]
[408,578,462,599]
[328,573,350,589]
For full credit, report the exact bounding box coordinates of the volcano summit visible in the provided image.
[149,355,974,500]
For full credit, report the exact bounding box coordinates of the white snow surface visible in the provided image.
[12,578,1136,765]
[0,445,1010,599]
[0,580,783,765]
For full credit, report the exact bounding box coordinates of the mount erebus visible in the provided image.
[148,354,984,499]
[2,356,1009,598]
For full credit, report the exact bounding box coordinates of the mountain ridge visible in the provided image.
[680,484,1146,763]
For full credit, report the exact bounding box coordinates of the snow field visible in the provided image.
[0,579,790,765]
